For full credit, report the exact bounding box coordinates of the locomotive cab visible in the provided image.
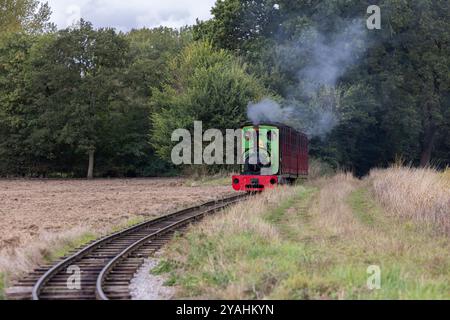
[232,123,308,192]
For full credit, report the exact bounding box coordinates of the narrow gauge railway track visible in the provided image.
[7,194,248,300]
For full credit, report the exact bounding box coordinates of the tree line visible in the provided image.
[0,0,449,178]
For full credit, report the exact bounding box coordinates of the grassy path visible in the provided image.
[161,174,450,300]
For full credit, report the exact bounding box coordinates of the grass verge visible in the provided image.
[160,170,450,300]
[0,273,4,300]
[43,232,97,263]
[0,230,97,300]
[0,214,161,299]
[0,211,164,298]
[347,187,377,226]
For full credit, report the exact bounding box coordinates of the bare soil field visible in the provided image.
[0,178,233,252]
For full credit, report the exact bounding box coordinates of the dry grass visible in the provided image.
[191,188,293,241]
[0,226,97,295]
[369,166,450,235]
[307,158,335,180]
[167,187,296,265]
[161,168,450,300]
[161,186,301,299]
[0,214,96,299]
[442,167,450,186]
[310,173,361,236]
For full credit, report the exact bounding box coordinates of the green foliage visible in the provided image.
[0,21,191,177]
[125,27,192,97]
[150,41,268,162]
[0,0,54,35]
[201,0,450,175]
[151,260,177,275]
[0,20,133,176]
[0,32,37,175]
[0,1,449,177]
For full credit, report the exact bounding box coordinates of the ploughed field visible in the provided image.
[0,178,233,252]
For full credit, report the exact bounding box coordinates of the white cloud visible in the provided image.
[46,0,216,31]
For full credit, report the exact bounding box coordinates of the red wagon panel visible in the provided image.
[280,126,308,178]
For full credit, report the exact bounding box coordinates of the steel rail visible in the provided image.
[31,193,246,300]
[95,197,243,300]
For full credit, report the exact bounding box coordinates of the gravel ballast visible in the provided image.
[129,258,175,300]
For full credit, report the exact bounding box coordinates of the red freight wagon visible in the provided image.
[279,124,309,179]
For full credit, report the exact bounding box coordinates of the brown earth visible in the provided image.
[0,178,233,252]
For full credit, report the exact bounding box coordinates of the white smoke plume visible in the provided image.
[296,21,367,96]
[247,98,293,125]
[247,20,367,138]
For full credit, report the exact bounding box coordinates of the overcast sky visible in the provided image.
[46,0,216,31]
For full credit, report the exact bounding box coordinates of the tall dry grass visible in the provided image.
[308,158,335,180]
[311,173,361,236]
[0,227,95,281]
[369,166,450,235]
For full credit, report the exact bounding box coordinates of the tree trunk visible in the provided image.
[87,149,95,179]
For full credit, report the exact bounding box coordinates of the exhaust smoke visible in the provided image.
[247,20,368,138]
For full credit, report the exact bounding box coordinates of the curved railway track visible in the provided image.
[7,194,248,300]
